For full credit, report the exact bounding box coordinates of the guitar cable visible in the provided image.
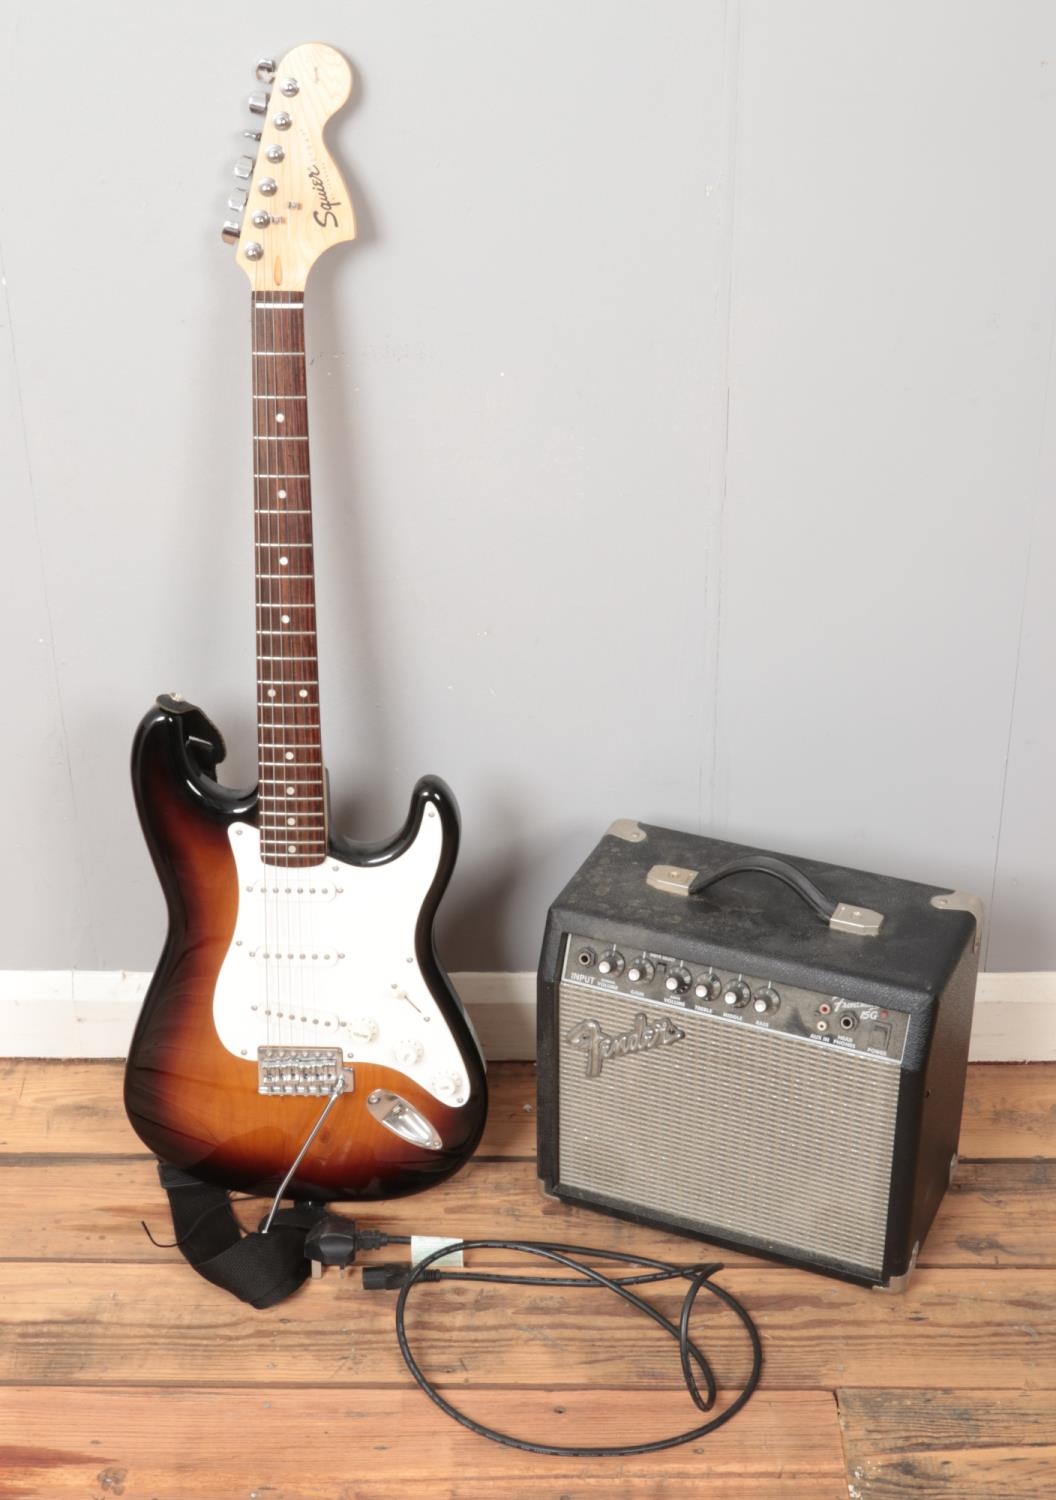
[361,1236,763,1457]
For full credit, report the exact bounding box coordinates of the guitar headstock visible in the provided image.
[222,43,356,290]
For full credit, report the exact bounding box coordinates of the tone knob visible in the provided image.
[694,971,720,1001]
[433,1072,463,1098]
[752,987,780,1015]
[248,91,270,115]
[723,980,752,1008]
[393,1038,424,1067]
[665,966,692,995]
[349,1016,378,1042]
[597,949,624,977]
[626,958,655,985]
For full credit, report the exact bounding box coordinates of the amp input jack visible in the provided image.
[576,947,596,969]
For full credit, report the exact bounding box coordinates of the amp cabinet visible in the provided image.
[537,820,980,1289]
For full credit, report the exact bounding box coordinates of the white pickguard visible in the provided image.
[214,813,471,1106]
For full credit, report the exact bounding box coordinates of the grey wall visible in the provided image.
[2,1,1053,975]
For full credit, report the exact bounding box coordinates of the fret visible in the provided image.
[255,435,309,441]
[253,301,304,309]
[254,395,307,400]
[254,473,312,479]
[255,508,312,514]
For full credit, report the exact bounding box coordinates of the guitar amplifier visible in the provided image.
[537,820,981,1289]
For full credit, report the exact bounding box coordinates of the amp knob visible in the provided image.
[626,957,655,985]
[723,980,752,1008]
[752,987,780,1014]
[597,949,625,977]
[665,966,692,995]
[393,1038,424,1067]
[694,971,720,1001]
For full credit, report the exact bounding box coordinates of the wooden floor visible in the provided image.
[0,1061,1053,1499]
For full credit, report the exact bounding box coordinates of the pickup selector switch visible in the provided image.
[694,971,721,1001]
[665,966,692,995]
[626,958,654,985]
[597,949,625,977]
[723,980,752,1008]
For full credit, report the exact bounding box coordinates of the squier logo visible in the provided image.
[565,1013,685,1079]
[308,165,342,227]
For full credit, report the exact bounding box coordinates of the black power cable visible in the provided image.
[368,1237,762,1457]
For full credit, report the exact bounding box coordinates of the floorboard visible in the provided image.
[0,1059,1052,1498]
[838,1388,1056,1498]
[0,1387,847,1499]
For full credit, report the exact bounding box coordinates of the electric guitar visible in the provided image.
[125,44,487,1201]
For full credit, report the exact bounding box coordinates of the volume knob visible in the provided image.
[665,966,692,995]
[597,949,624,977]
[393,1038,424,1067]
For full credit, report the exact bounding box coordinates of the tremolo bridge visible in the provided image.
[257,1046,352,1096]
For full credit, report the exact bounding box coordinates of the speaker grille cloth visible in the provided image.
[557,983,900,1274]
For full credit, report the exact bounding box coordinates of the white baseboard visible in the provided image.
[0,969,1053,1061]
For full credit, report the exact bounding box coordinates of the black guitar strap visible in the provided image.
[158,1163,327,1309]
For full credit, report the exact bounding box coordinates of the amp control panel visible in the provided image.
[563,934,910,1062]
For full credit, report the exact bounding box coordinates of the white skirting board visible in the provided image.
[0,970,1052,1061]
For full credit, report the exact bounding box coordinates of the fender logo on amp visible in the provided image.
[565,1013,686,1078]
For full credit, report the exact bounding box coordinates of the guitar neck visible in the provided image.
[251,292,327,867]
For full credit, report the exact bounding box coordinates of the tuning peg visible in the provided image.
[256,58,277,82]
[221,220,241,245]
[248,91,270,116]
[228,188,248,212]
[233,155,255,181]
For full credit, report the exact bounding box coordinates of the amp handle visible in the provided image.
[646,854,885,937]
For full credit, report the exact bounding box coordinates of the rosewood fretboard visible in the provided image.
[251,292,327,867]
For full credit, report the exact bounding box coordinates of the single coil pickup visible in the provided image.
[242,880,341,903]
[245,948,343,966]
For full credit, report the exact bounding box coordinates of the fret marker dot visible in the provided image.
[281,613,290,623]
[267,688,276,698]
[286,785,295,795]
[287,816,296,826]
[279,556,289,566]
[288,844,298,853]
[276,413,285,424]
[285,751,295,761]
[277,489,287,500]
[298,688,308,698]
